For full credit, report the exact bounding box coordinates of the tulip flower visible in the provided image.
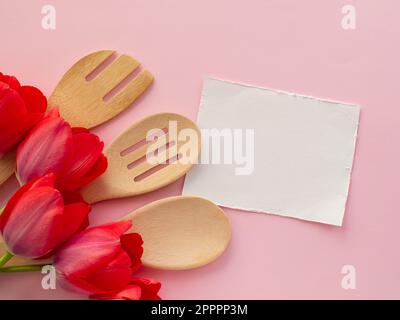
[16,108,107,192]
[54,221,144,295]
[0,174,90,263]
[90,277,161,300]
[0,72,46,155]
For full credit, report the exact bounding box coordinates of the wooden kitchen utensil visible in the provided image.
[49,50,153,128]
[121,196,231,270]
[0,50,154,186]
[80,112,201,204]
[0,151,16,188]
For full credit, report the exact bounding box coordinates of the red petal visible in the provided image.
[90,285,142,300]
[0,83,26,122]
[60,189,86,205]
[71,127,89,134]
[29,173,56,189]
[57,132,106,191]
[2,186,64,258]
[55,236,119,279]
[54,221,132,278]
[0,182,33,232]
[0,174,55,232]
[0,80,45,153]
[61,154,108,191]
[97,221,133,238]
[57,202,90,244]
[130,278,161,300]
[1,111,46,154]
[0,83,30,152]
[16,115,73,184]
[79,221,132,239]
[85,249,132,292]
[57,250,132,295]
[0,73,20,89]
[46,107,60,118]
[79,154,108,186]
[58,273,108,295]
[120,233,143,269]
[18,85,47,114]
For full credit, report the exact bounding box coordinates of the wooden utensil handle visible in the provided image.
[80,171,117,204]
[0,151,16,186]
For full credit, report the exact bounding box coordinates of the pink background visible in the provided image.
[0,0,399,299]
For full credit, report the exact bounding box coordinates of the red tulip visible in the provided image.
[16,108,107,191]
[54,221,144,295]
[0,174,90,259]
[90,277,161,300]
[0,72,46,155]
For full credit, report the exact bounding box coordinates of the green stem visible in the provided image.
[0,251,13,268]
[0,265,45,273]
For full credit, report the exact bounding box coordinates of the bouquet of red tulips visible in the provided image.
[0,72,161,300]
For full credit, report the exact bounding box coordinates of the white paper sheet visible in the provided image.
[183,78,360,226]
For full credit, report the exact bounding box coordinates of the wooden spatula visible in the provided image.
[121,196,231,270]
[49,50,153,128]
[0,113,202,267]
[80,112,201,204]
[0,50,154,186]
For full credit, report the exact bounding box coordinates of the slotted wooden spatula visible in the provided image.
[49,50,153,128]
[80,112,201,203]
[0,50,153,186]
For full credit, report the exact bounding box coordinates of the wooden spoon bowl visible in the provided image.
[122,196,231,270]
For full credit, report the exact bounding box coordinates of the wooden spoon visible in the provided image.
[0,113,202,267]
[121,196,231,270]
[0,50,154,186]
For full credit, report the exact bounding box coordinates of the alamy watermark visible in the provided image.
[144,121,255,176]
[41,5,56,30]
[341,264,356,290]
[341,5,356,30]
[41,265,56,290]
